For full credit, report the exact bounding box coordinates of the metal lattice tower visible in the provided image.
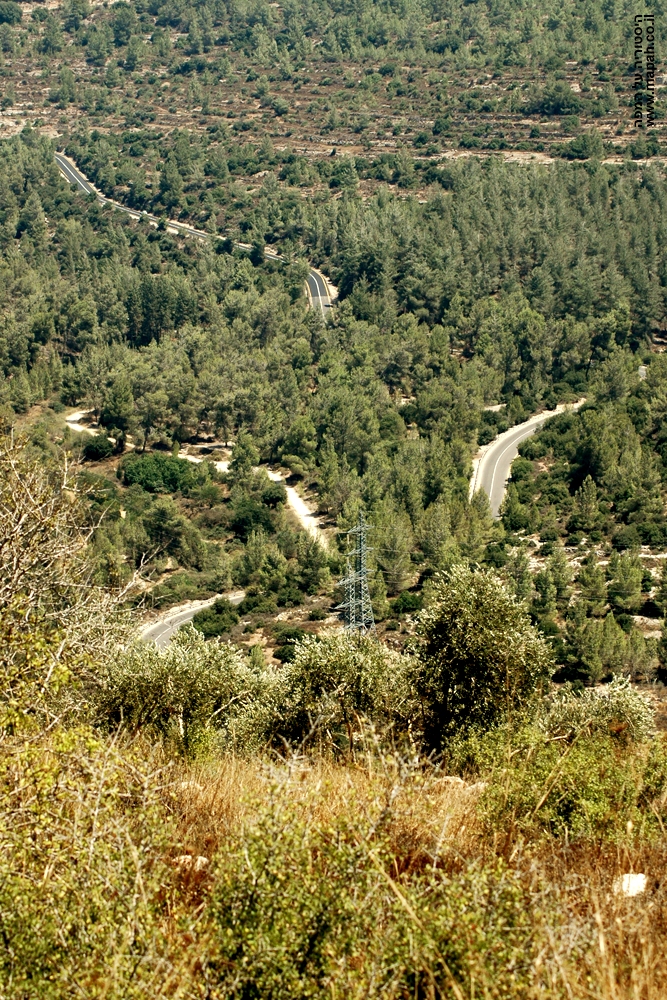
[337,512,376,634]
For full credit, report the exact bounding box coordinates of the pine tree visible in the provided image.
[577,554,607,616]
[376,509,413,595]
[19,191,47,246]
[159,155,183,211]
[101,376,135,435]
[547,543,573,607]
[573,475,598,531]
[533,568,557,614]
[504,547,532,601]
[228,431,259,481]
[608,551,643,613]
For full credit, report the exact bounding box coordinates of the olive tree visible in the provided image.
[92,628,275,755]
[277,632,412,754]
[413,565,553,750]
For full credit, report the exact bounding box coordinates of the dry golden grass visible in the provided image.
[3,722,666,998]
[165,754,667,1000]
[170,754,481,869]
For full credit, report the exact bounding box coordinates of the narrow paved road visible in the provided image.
[471,399,585,517]
[141,590,245,648]
[305,268,335,316]
[54,152,336,317]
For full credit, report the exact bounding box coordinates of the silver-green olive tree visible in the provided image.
[413,565,553,750]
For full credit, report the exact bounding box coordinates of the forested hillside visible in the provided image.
[2,121,667,677]
[3,1,667,994]
[0,0,664,161]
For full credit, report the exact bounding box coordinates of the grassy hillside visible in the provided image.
[2,431,667,998]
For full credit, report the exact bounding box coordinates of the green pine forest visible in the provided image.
[3,121,667,682]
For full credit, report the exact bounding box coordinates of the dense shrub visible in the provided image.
[237,593,278,615]
[89,629,413,756]
[391,590,423,614]
[261,482,287,508]
[82,433,113,461]
[478,727,667,844]
[272,624,307,662]
[0,1,21,24]
[119,452,208,494]
[191,597,239,638]
[229,495,275,539]
[562,607,658,683]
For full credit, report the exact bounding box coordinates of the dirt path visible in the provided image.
[265,469,326,546]
[66,407,330,549]
[65,410,98,435]
[181,450,328,548]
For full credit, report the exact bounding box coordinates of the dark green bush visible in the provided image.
[275,583,303,607]
[509,457,533,482]
[484,542,507,568]
[119,452,205,494]
[612,524,641,550]
[391,590,423,614]
[273,624,307,661]
[274,625,307,644]
[82,433,114,461]
[237,594,278,615]
[229,496,274,539]
[0,1,21,24]
[274,643,297,662]
[261,482,287,508]
[192,598,239,638]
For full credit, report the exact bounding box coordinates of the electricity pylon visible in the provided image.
[337,512,376,634]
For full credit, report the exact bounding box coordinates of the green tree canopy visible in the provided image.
[413,565,553,749]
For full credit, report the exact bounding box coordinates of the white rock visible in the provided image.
[179,781,203,793]
[613,873,647,897]
[173,854,209,872]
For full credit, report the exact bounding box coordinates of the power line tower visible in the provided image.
[337,512,376,634]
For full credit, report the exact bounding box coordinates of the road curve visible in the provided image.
[141,590,245,648]
[54,152,336,317]
[471,399,585,518]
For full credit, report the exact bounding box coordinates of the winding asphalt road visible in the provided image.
[54,152,336,317]
[141,591,245,649]
[56,151,335,644]
[471,400,585,517]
